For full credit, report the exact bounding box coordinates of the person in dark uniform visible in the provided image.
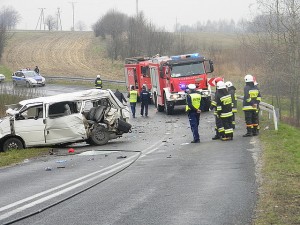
[95,74,102,89]
[114,89,127,104]
[140,85,151,117]
[225,81,237,129]
[215,81,233,141]
[242,74,261,137]
[34,66,40,74]
[210,77,224,140]
[186,83,202,143]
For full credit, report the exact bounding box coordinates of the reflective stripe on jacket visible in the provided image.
[243,84,261,111]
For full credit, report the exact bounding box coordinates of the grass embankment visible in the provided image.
[255,124,300,224]
[0,148,49,167]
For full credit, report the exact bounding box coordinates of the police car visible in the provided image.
[0,74,5,83]
[12,69,46,87]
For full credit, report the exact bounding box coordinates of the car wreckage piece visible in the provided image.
[0,89,131,152]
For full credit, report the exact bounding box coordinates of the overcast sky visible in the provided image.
[1,0,257,31]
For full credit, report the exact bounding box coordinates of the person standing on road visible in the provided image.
[186,84,202,143]
[128,85,138,118]
[242,74,261,137]
[34,66,40,74]
[114,89,127,104]
[210,77,224,140]
[225,81,237,129]
[215,81,234,141]
[140,85,151,117]
[95,74,103,89]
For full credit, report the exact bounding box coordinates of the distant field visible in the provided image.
[1,31,124,80]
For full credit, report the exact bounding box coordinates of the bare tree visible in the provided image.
[45,15,56,31]
[76,21,87,31]
[243,0,300,125]
[0,6,20,30]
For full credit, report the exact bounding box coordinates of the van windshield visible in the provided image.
[170,62,205,78]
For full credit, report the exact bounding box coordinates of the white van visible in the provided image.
[0,89,131,152]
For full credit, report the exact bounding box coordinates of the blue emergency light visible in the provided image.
[171,53,201,60]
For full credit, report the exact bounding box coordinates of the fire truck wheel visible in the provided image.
[164,93,174,115]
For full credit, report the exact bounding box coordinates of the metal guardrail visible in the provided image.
[236,95,279,130]
[44,76,126,84]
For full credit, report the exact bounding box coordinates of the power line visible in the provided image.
[35,8,46,30]
[69,2,77,31]
[56,7,62,31]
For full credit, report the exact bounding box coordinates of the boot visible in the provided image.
[212,130,220,140]
[252,127,258,136]
[212,135,220,140]
[243,127,253,137]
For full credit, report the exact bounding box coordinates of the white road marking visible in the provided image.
[0,139,164,221]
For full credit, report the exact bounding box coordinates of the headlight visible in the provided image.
[170,94,179,100]
[42,77,45,82]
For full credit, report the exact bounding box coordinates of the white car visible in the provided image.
[0,74,5,83]
[0,89,131,152]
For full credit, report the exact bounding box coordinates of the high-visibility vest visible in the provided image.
[186,93,201,111]
[95,79,102,88]
[129,90,138,103]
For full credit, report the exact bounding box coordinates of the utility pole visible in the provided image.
[69,2,77,31]
[35,8,46,30]
[56,7,62,31]
[136,0,138,17]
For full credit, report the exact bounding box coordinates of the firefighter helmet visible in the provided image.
[188,84,196,90]
[244,74,254,82]
[225,81,233,88]
[217,81,226,89]
[215,77,223,84]
[97,74,101,78]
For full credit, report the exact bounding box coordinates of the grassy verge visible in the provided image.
[0,148,50,167]
[0,65,12,81]
[254,123,300,224]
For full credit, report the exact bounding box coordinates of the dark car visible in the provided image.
[12,70,46,87]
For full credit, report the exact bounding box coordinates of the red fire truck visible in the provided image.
[149,53,214,114]
[124,57,152,95]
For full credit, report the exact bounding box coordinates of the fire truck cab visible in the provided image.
[149,53,214,115]
[124,57,152,97]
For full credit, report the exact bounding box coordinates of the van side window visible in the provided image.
[48,101,78,118]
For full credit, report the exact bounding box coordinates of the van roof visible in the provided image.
[19,89,112,105]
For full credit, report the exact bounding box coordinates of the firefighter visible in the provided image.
[225,81,237,129]
[186,83,202,143]
[95,74,103,89]
[210,77,224,140]
[242,74,262,137]
[128,85,138,118]
[215,81,234,141]
[140,85,151,117]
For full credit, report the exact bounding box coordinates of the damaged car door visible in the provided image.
[44,101,88,145]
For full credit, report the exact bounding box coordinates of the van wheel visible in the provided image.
[3,137,24,152]
[88,125,110,146]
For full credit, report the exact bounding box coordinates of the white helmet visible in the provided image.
[188,83,196,90]
[244,74,254,82]
[217,81,226,89]
[97,74,101,78]
[225,81,233,88]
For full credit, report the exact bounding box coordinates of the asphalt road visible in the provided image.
[0,84,260,225]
